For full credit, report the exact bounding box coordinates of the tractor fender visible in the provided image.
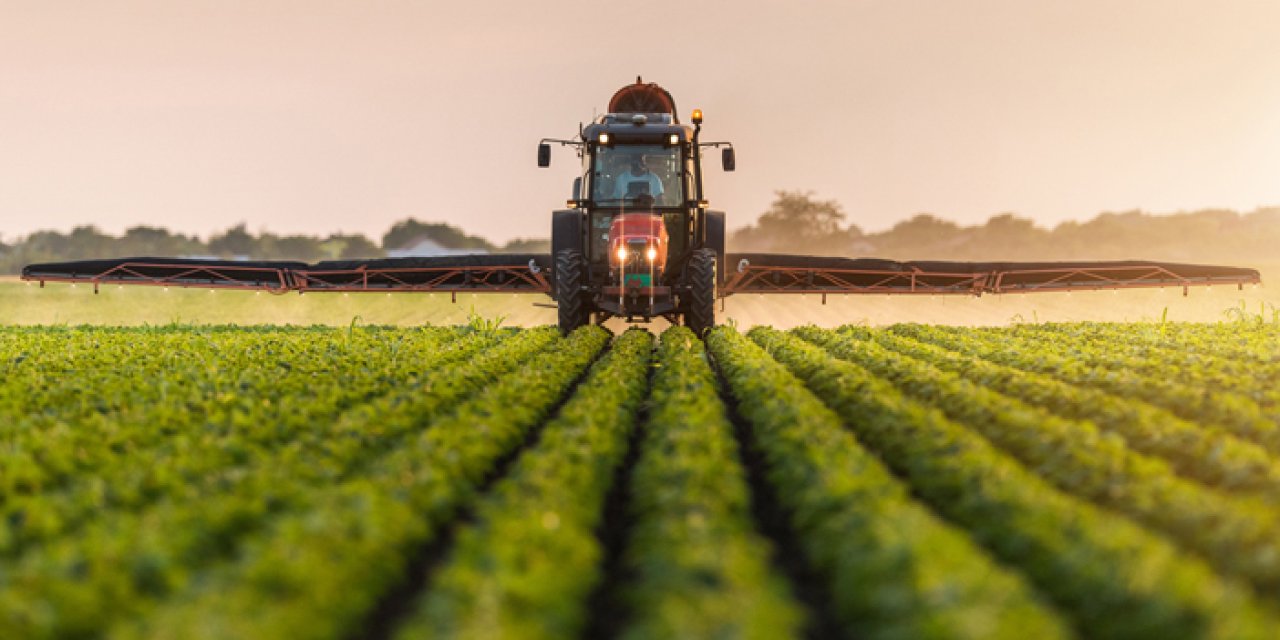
[550,209,585,287]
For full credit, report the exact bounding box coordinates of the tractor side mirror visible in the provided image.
[721,147,736,172]
[572,177,582,200]
[537,143,551,168]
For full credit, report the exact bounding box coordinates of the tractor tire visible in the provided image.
[555,248,589,335]
[686,248,717,337]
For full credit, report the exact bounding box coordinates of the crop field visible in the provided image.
[2,320,1279,639]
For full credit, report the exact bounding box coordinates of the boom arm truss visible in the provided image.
[22,256,552,297]
[22,253,1259,298]
[721,254,1261,298]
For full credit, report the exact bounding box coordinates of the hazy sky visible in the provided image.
[2,1,1278,244]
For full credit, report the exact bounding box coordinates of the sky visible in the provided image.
[2,0,1279,244]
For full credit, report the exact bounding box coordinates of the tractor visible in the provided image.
[538,79,734,335]
[20,79,1262,334]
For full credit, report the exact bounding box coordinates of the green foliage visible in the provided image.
[0,326,562,637]
[465,306,506,333]
[707,327,1070,639]
[208,223,257,256]
[728,202,1280,263]
[6,206,1279,274]
[382,219,496,252]
[731,190,861,254]
[1,321,1279,638]
[861,325,1280,495]
[498,237,551,253]
[121,325,610,639]
[800,326,1280,593]
[906,324,1280,454]
[1224,299,1280,325]
[0,223,388,272]
[619,326,803,639]
[749,326,1279,639]
[399,329,653,640]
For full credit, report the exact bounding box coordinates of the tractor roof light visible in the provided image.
[691,108,703,124]
[616,246,629,262]
[667,133,679,146]
[646,247,658,261]
[598,132,611,145]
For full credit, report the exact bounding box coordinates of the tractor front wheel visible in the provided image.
[555,249,589,335]
[686,248,717,337]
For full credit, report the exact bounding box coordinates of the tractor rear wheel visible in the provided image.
[686,248,717,337]
[555,249,589,335]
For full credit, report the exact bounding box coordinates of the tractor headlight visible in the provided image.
[646,247,658,261]
[616,247,628,262]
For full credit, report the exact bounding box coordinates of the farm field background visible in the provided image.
[3,262,1278,328]
[2,321,1279,638]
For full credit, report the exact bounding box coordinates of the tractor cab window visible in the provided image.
[592,144,683,206]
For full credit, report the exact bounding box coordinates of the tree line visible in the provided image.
[0,220,550,274]
[3,193,1277,273]
[732,191,1280,265]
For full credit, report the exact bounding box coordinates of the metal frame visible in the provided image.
[294,265,549,293]
[28,261,295,294]
[25,261,550,296]
[986,264,1257,295]
[723,265,986,295]
[722,264,1260,297]
[24,258,1259,300]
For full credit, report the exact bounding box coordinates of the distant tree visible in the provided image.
[3,205,1278,274]
[758,190,850,236]
[888,214,960,242]
[731,190,862,254]
[118,226,203,257]
[66,226,116,258]
[975,213,1047,257]
[320,233,382,260]
[263,234,326,262]
[208,224,257,257]
[382,219,495,252]
[500,238,551,253]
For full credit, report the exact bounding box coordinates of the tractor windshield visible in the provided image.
[592,144,684,206]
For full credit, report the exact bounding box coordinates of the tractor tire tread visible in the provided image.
[555,249,589,335]
[687,248,717,337]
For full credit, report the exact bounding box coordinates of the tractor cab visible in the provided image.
[580,135,692,282]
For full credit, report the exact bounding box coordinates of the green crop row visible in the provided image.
[991,323,1280,427]
[1,320,1275,639]
[800,326,1280,593]
[863,325,1280,495]
[113,325,610,640]
[902,325,1280,453]
[393,328,654,640]
[1003,323,1280,409]
[0,326,454,498]
[750,326,1278,639]
[0,326,563,639]
[706,327,1071,640]
[617,326,802,640]
[1,327,439,494]
[0,326,487,556]
[1002,321,1279,370]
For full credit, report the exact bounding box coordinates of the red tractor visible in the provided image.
[538,79,733,335]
